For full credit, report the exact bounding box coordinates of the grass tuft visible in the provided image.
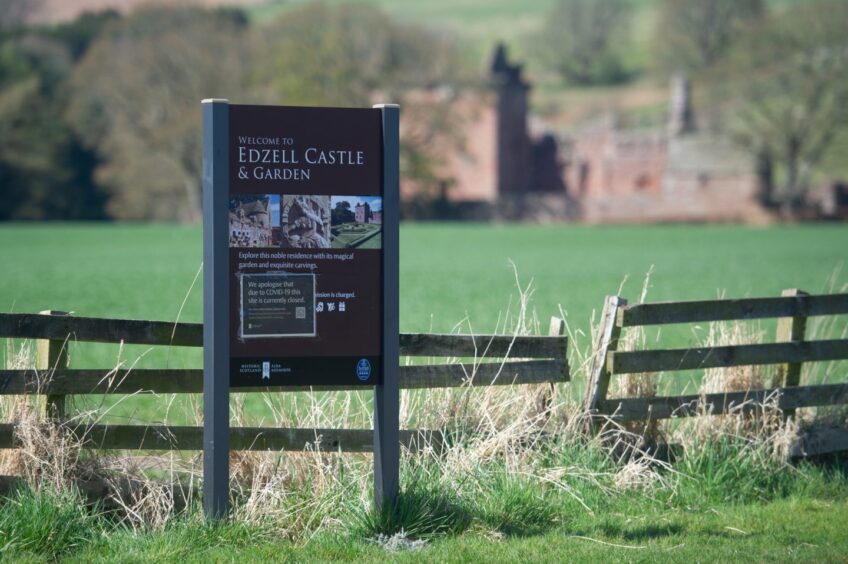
[0,485,102,558]
[476,473,559,537]
[348,482,470,541]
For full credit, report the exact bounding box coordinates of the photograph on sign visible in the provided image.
[330,196,382,249]
[280,195,331,249]
[227,105,384,388]
[229,194,280,248]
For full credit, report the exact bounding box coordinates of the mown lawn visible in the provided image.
[12,494,847,562]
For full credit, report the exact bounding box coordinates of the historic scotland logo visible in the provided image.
[356,358,371,381]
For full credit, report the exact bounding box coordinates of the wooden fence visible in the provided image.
[1,290,847,460]
[0,311,569,453]
[585,290,848,455]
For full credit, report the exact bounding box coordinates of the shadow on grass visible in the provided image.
[349,473,564,541]
[349,488,472,541]
[620,523,684,541]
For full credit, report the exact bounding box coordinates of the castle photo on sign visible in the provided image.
[330,196,382,249]
[228,195,280,248]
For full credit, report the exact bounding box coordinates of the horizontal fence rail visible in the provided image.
[609,340,848,374]
[0,423,441,453]
[601,383,848,421]
[618,293,848,327]
[0,313,567,359]
[0,311,567,459]
[0,360,568,395]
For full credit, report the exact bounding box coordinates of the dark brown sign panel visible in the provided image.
[227,105,383,387]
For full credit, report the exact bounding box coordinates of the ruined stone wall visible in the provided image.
[567,120,666,198]
[579,133,762,223]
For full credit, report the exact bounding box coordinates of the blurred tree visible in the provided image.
[0,0,43,30]
[251,3,462,106]
[0,24,105,220]
[655,0,764,73]
[253,3,467,205]
[721,2,848,211]
[47,10,120,61]
[66,7,247,221]
[534,0,631,85]
[331,200,354,225]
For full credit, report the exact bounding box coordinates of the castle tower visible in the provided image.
[490,43,531,196]
[668,74,695,137]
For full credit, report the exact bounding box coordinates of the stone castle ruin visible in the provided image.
[434,44,767,223]
[229,196,273,247]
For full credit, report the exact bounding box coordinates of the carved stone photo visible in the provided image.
[229,195,280,248]
[280,195,332,249]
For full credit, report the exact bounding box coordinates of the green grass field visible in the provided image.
[2,222,846,365]
[1,222,845,424]
[1,222,847,561]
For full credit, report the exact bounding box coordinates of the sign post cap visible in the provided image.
[202,98,230,104]
[372,103,399,109]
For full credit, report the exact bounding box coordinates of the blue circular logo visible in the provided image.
[356,358,371,381]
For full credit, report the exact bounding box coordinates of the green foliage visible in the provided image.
[716,1,848,208]
[534,0,633,85]
[44,10,121,61]
[0,485,101,558]
[253,3,462,107]
[653,0,765,73]
[65,6,248,222]
[0,30,104,220]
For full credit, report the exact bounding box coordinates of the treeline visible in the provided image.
[1,0,846,220]
[533,0,848,209]
[0,2,464,221]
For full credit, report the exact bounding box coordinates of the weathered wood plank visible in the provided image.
[399,333,567,359]
[775,289,809,389]
[0,369,205,395]
[619,293,848,327]
[0,360,567,395]
[609,339,848,374]
[540,317,567,415]
[401,360,568,388]
[36,310,70,420]
[0,423,441,453]
[599,383,848,421]
[0,313,566,359]
[775,289,809,419]
[585,296,627,412]
[790,426,848,457]
[0,313,203,347]
[0,474,195,510]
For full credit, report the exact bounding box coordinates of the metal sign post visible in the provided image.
[373,104,399,510]
[201,98,230,519]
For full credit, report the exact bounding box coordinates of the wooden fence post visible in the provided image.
[776,288,808,418]
[540,316,566,416]
[36,310,70,421]
[585,296,627,422]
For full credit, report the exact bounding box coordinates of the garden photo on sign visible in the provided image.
[330,196,383,249]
